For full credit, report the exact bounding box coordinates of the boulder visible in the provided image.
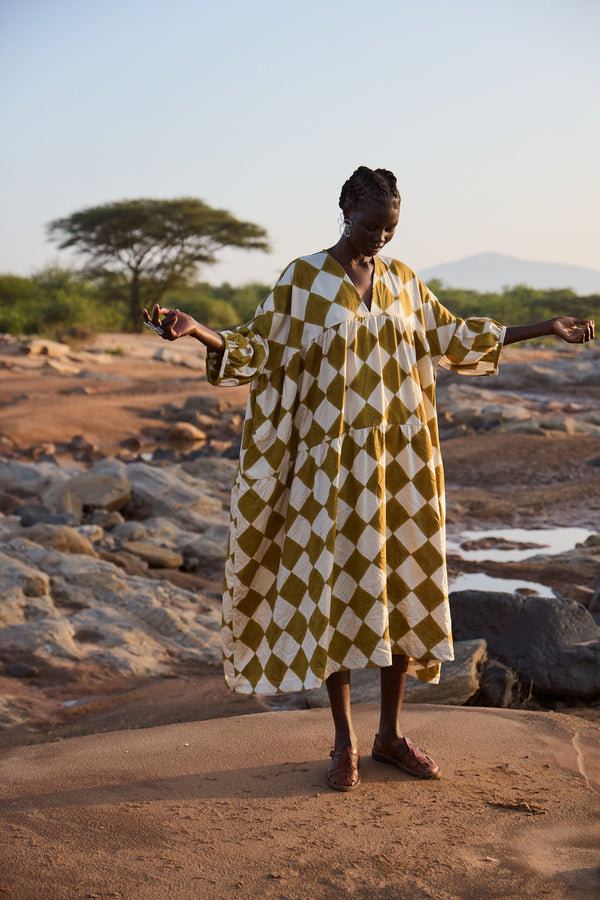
[0,458,78,495]
[7,524,98,557]
[450,590,600,699]
[42,472,131,513]
[0,541,222,676]
[478,659,518,708]
[123,461,223,520]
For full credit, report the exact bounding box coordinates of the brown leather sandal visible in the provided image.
[326,747,361,791]
[372,734,441,779]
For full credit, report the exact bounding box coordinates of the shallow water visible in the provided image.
[446,526,591,563]
[446,526,593,597]
[448,572,555,597]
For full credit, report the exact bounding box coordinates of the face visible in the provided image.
[345,198,399,257]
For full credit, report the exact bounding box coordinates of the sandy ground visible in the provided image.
[1,704,599,899]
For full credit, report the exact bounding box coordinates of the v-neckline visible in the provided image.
[324,250,378,312]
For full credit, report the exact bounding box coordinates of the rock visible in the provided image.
[8,524,98,557]
[31,442,57,460]
[23,338,72,357]
[123,461,223,521]
[169,422,208,443]
[42,471,131,513]
[123,540,183,569]
[99,549,149,576]
[153,347,204,370]
[69,435,95,453]
[301,640,488,709]
[182,457,237,491]
[0,458,78,495]
[590,572,600,615]
[450,590,600,699]
[182,395,223,416]
[16,504,79,527]
[8,662,39,678]
[503,421,547,436]
[110,521,149,543]
[90,509,125,529]
[43,358,81,375]
[478,660,518,708]
[0,543,222,677]
[181,525,229,574]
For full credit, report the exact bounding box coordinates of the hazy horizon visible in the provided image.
[1,0,599,288]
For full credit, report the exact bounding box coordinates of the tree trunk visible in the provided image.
[130,270,141,330]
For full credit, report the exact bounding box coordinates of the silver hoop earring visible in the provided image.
[338,212,352,237]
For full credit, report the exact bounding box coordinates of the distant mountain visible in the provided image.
[418,252,600,295]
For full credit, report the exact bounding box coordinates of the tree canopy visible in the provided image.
[47,198,270,328]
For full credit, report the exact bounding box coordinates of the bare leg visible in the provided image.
[326,670,358,750]
[374,654,441,778]
[378,654,408,742]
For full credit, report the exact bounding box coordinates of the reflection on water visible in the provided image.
[448,572,555,597]
[446,526,591,563]
[446,526,593,597]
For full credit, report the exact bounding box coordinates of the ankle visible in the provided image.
[334,731,358,751]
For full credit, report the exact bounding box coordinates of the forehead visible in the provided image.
[350,198,400,223]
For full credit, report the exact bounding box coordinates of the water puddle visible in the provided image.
[446,526,593,597]
[448,572,555,597]
[447,526,591,563]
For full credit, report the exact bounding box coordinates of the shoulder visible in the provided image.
[276,251,330,283]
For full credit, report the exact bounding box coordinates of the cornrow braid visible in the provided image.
[339,166,400,211]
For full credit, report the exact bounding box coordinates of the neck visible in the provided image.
[327,237,372,267]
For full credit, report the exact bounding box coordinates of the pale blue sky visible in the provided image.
[1,0,598,286]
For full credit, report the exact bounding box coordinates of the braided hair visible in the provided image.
[339,166,400,212]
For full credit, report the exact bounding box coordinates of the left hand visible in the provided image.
[552,316,595,343]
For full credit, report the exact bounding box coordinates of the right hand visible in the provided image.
[142,305,199,341]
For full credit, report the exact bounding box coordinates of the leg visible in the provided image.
[378,653,408,743]
[325,670,360,791]
[326,670,358,750]
[373,654,441,779]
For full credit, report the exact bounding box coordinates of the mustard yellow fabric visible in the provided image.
[207,252,505,694]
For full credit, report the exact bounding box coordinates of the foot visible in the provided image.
[372,734,441,779]
[326,747,361,791]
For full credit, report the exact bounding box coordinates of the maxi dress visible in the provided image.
[206,251,505,694]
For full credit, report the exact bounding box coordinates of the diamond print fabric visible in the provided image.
[208,252,505,694]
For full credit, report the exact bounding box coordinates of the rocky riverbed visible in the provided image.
[0,332,599,745]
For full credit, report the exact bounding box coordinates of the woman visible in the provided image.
[144,166,595,792]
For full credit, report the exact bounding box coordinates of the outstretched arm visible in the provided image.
[143,304,226,355]
[503,316,595,346]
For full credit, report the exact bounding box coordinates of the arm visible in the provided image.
[143,305,226,356]
[504,316,595,346]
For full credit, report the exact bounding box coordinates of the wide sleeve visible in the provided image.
[206,312,271,386]
[205,263,295,387]
[422,285,506,376]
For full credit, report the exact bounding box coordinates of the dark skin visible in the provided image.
[144,194,595,757]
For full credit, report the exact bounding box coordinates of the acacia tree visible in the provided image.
[47,198,270,329]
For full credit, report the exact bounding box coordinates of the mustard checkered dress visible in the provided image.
[207,252,505,694]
